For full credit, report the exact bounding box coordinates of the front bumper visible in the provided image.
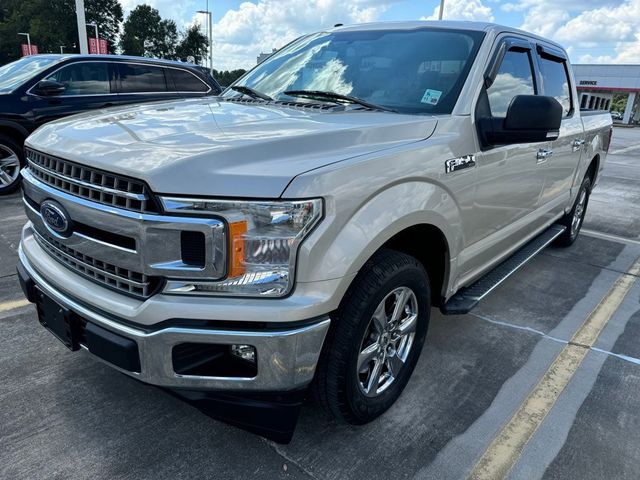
[18,245,330,392]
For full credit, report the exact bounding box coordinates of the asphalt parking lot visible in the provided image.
[2,127,639,480]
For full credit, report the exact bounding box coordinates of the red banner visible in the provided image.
[21,44,38,56]
[88,38,109,54]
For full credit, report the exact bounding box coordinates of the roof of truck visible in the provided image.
[330,21,566,51]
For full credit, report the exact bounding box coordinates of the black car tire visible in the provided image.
[555,176,591,247]
[0,134,24,195]
[313,249,430,424]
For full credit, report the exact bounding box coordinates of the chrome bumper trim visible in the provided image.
[19,246,330,391]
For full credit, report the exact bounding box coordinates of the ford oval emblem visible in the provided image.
[40,200,72,237]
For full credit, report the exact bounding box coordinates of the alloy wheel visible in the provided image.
[357,286,418,397]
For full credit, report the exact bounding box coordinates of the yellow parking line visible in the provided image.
[467,256,640,480]
[0,298,31,313]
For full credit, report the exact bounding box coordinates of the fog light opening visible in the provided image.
[231,344,257,364]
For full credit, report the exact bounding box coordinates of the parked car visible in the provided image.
[17,21,612,443]
[611,111,623,120]
[0,54,222,194]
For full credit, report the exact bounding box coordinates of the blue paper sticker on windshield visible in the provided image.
[421,89,442,105]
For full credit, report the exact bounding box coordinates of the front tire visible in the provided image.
[0,135,24,195]
[555,176,591,247]
[313,249,430,424]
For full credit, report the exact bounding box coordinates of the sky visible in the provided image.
[119,0,640,70]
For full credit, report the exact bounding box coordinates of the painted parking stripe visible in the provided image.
[582,228,640,247]
[610,144,640,155]
[466,256,640,480]
[0,298,31,313]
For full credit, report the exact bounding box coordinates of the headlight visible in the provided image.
[160,197,323,297]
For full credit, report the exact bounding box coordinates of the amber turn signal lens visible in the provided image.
[229,220,247,277]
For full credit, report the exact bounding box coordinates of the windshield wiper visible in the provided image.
[230,85,273,101]
[283,90,396,112]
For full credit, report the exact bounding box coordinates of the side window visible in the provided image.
[118,64,168,93]
[45,62,111,95]
[487,50,535,117]
[539,56,572,116]
[168,69,209,93]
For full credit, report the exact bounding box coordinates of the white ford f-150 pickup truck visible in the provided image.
[17,21,612,442]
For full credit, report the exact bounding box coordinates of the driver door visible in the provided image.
[28,61,117,128]
[460,39,548,279]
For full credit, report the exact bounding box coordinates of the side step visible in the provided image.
[440,224,566,315]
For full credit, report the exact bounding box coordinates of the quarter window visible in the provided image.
[169,69,209,92]
[45,62,111,95]
[487,50,535,117]
[118,64,168,93]
[539,56,572,116]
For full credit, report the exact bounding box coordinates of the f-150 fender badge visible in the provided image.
[445,155,476,173]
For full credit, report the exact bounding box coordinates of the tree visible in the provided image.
[175,24,208,64]
[150,19,179,59]
[212,69,248,86]
[0,0,123,64]
[85,0,123,54]
[119,4,161,57]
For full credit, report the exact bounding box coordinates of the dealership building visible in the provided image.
[573,64,640,124]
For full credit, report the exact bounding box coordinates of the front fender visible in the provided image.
[296,180,462,286]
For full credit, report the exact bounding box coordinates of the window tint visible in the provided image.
[487,50,535,117]
[119,64,167,93]
[169,69,209,92]
[539,57,571,116]
[45,62,111,95]
[223,28,485,114]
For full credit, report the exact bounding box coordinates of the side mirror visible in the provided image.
[479,95,563,146]
[34,80,66,96]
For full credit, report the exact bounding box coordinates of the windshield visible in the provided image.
[0,56,63,93]
[223,28,484,114]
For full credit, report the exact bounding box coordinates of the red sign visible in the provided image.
[20,44,38,56]
[88,38,109,54]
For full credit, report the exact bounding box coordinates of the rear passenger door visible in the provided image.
[114,62,181,106]
[535,45,583,219]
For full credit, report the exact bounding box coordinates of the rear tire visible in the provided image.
[0,135,24,195]
[313,249,430,424]
[555,176,591,247]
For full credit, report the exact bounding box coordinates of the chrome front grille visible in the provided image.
[33,230,159,298]
[25,149,158,214]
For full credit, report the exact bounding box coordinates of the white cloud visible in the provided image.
[512,0,640,63]
[210,0,398,70]
[422,0,494,22]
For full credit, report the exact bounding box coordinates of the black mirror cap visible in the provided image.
[504,95,562,132]
[481,95,563,146]
[34,80,66,96]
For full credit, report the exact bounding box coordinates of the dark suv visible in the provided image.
[0,54,222,194]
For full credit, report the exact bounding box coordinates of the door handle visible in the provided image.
[572,139,585,152]
[536,148,553,163]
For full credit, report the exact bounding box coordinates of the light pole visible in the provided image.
[18,33,31,54]
[196,9,213,72]
[87,21,99,53]
[75,0,88,54]
[438,0,445,20]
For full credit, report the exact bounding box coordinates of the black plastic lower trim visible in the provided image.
[167,387,308,444]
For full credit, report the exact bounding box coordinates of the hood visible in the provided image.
[26,97,437,197]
